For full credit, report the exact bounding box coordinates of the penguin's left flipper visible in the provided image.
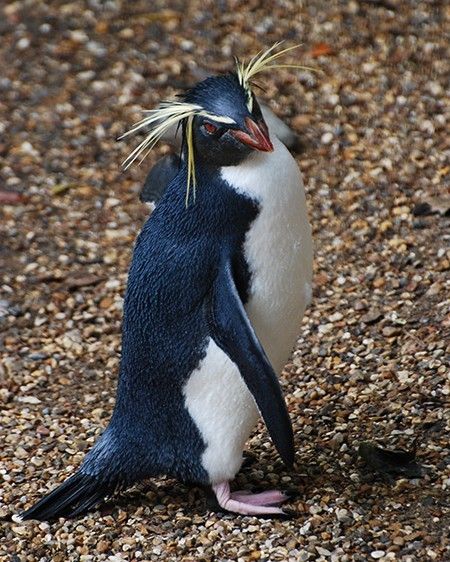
[207,259,295,468]
[140,153,181,204]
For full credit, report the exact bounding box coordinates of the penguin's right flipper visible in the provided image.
[207,259,295,468]
[140,153,181,204]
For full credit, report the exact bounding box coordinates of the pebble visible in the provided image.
[382,326,401,337]
[336,508,351,523]
[425,81,442,96]
[321,132,333,145]
[16,37,30,50]
[329,433,345,450]
[17,396,41,404]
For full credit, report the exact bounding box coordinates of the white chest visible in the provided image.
[221,137,313,371]
[183,139,313,484]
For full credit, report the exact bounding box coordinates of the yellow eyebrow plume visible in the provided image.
[121,43,316,206]
[119,102,234,205]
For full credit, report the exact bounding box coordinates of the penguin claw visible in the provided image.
[280,507,298,519]
[248,507,297,520]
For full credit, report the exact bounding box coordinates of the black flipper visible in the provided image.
[140,153,181,204]
[207,258,295,467]
[19,471,122,521]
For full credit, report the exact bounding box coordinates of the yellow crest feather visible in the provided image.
[120,102,235,206]
[235,42,317,111]
[121,42,316,206]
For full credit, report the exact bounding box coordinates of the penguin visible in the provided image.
[19,44,313,520]
[139,100,300,205]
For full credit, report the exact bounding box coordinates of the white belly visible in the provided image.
[184,138,313,483]
[226,137,313,372]
[183,338,259,483]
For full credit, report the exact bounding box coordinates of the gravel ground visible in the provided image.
[1,1,449,561]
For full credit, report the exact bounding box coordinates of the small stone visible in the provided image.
[67,274,103,290]
[97,540,110,553]
[329,312,343,322]
[336,508,351,523]
[426,282,442,296]
[318,323,333,334]
[104,197,121,209]
[314,272,329,287]
[86,41,107,57]
[36,425,50,435]
[59,330,83,352]
[329,432,345,450]
[17,396,41,404]
[327,94,340,107]
[321,132,333,144]
[382,326,401,337]
[180,39,194,52]
[12,525,28,535]
[99,297,114,309]
[17,37,30,50]
[371,551,386,559]
[105,279,121,290]
[361,310,383,324]
[15,447,28,459]
[426,81,442,96]
[70,30,89,43]
[316,546,332,556]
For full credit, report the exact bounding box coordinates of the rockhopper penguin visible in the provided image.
[19,44,313,520]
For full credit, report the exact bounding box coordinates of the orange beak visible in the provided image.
[230,117,274,152]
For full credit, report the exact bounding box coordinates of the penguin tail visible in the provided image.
[19,471,120,521]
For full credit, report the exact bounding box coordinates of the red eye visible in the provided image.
[204,122,218,134]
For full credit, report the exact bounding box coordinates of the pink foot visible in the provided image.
[212,482,289,516]
[230,489,288,506]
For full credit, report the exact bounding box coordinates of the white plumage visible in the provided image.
[184,136,313,483]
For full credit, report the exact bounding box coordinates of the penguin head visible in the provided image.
[122,42,311,201]
[183,73,273,167]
